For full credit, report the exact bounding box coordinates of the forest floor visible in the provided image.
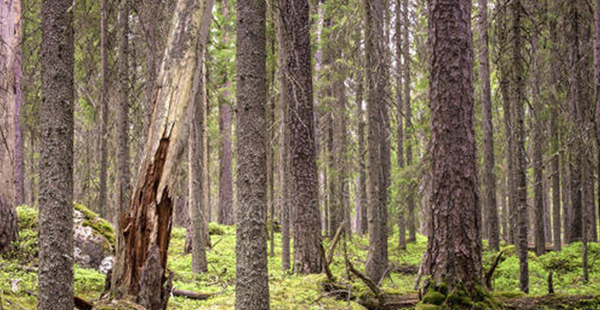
[1,205,600,309]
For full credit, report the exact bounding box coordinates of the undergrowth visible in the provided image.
[1,207,599,309]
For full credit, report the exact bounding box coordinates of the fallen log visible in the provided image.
[172,289,215,300]
[74,296,94,310]
[500,294,600,310]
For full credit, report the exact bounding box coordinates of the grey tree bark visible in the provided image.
[117,0,131,219]
[38,0,75,309]
[235,0,270,308]
[99,0,109,218]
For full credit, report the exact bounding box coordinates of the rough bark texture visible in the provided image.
[235,0,270,308]
[478,0,499,252]
[111,0,211,308]
[426,0,482,292]
[218,0,234,226]
[594,0,600,245]
[0,0,21,254]
[38,0,75,309]
[279,0,323,274]
[512,0,529,293]
[363,0,390,284]
[357,71,368,236]
[117,0,131,218]
[568,0,583,244]
[276,9,291,271]
[532,29,546,257]
[188,0,214,274]
[395,0,405,250]
[98,0,109,218]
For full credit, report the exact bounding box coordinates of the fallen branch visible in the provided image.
[327,222,346,266]
[319,242,335,281]
[347,260,380,296]
[172,289,216,300]
[484,251,503,290]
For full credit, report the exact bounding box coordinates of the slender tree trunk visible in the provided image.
[426,0,482,292]
[357,72,368,236]
[188,0,214,274]
[549,5,562,251]
[218,0,234,226]
[403,0,416,244]
[568,0,583,244]
[99,0,109,218]
[277,9,291,270]
[478,0,499,252]
[532,29,546,257]
[594,0,600,245]
[38,0,75,309]
[117,0,131,219]
[111,1,212,308]
[279,0,323,274]
[562,144,571,244]
[395,0,406,250]
[364,0,390,284]
[235,0,270,308]
[512,0,529,293]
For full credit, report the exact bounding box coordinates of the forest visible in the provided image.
[1,0,600,309]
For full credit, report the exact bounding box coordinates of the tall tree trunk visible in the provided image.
[0,0,21,253]
[189,0,214,274]
[364,0,390,284]
[99,0,109,218]
[218,0,234,226]
[38,0,75,308]
[403,0,416,244]
[532,29,546,257]
[478,0,499,252]
[568,0,583,244]
[279,0,323,274]
[497,1,517,245]
[549,2,562,251]
[426,0,482,292]
[235,0,270,308]
[512,0,529,293]
[357,70,368,236]
[395,0,406,250]
[111,1,212,308]
[277,8,291,270]
[594,0,600,245]
[117,0,131,219]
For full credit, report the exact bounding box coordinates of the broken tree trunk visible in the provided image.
[110,0,212,309]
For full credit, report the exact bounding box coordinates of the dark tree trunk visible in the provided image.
[188,0,214,274]
[568,0,583,244]
[594,0,600,245]
[363,0,390,284]
[357,73,368,236]
[38,0,75,309]
[279,0,323,274]
[99,0,109,218]
[218,0,234,226]
[426,0,482,292]
[478,0,499,252]
[532,29,546,257]
[235,0,270,308]
[395,0,406,250]
[117,0,131,219]
[549,4,561,251]
[512,0,529,293]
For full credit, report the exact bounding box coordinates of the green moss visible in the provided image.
[75,203,116,247]
[423,291,446,305]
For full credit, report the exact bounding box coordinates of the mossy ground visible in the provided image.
[2,209,599,309]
